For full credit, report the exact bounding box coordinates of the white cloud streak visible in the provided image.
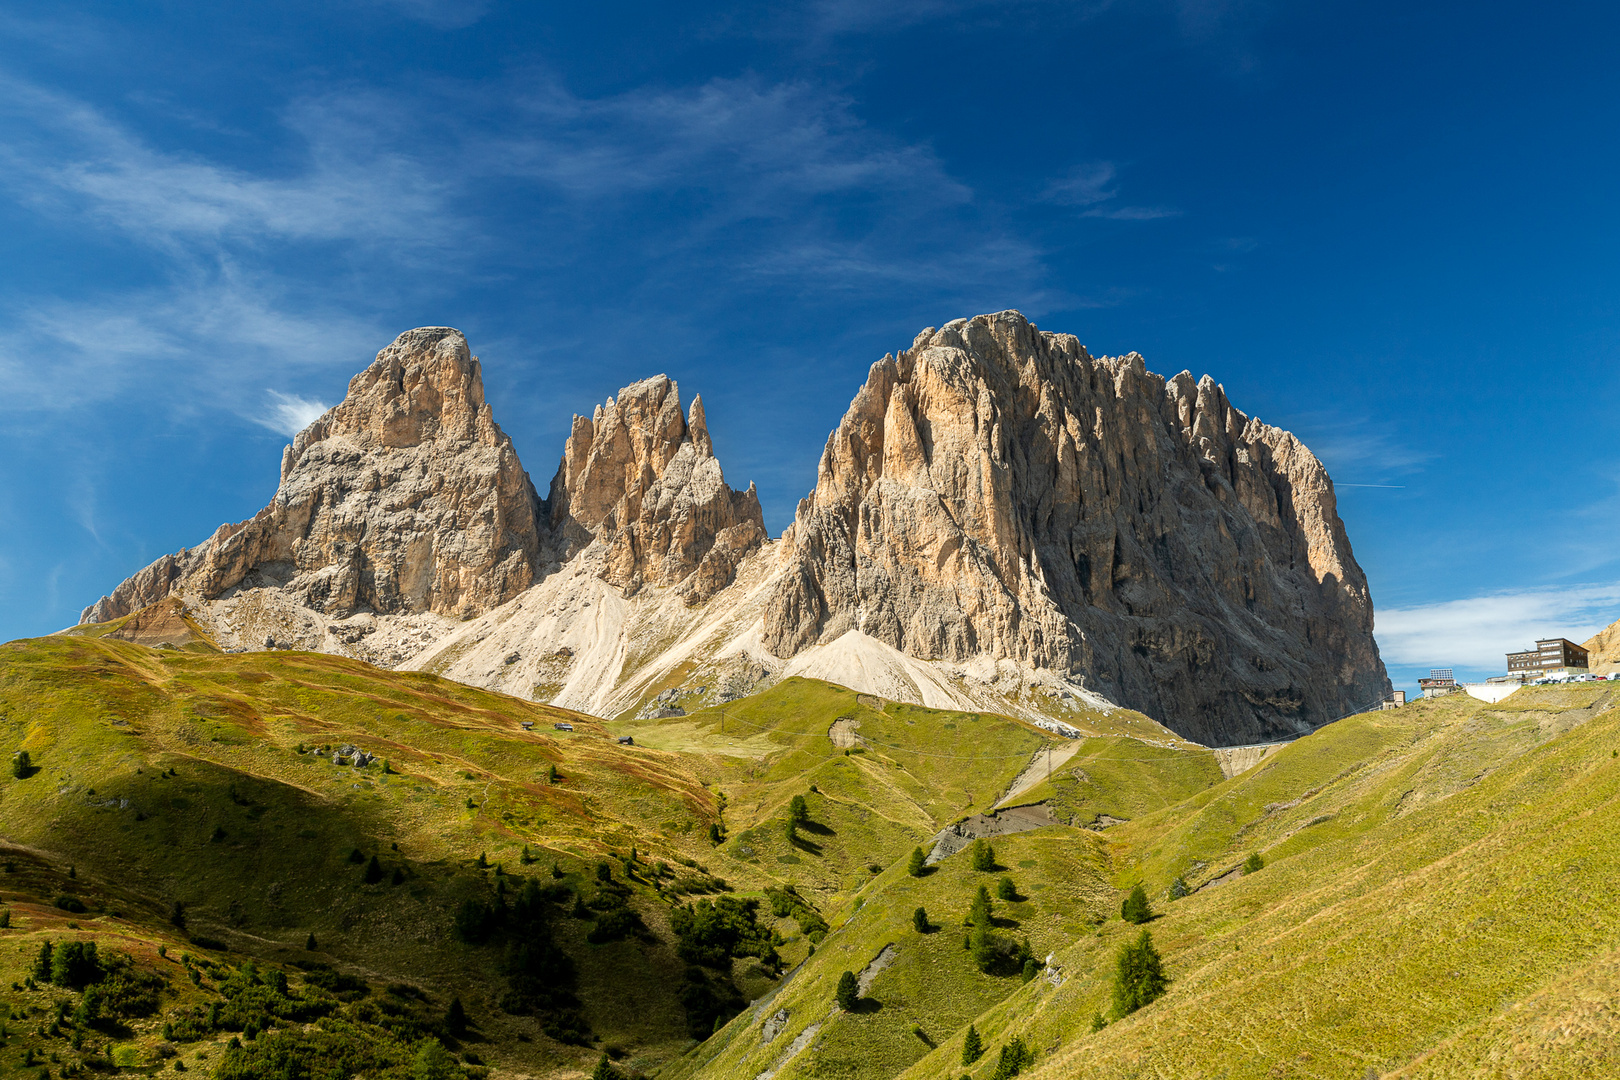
[0,77,458,256]
[263,391,331,436]
[1376,584,1620,670]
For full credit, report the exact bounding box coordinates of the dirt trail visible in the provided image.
[857,943,898,995]
[996,741,1081,806]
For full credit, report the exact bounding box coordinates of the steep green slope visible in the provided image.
[885,686,1620,1080]
[0,640,1105,1079]
[615,682,1053,904]
[9,630,1614,1080]
[0,635,732,1077]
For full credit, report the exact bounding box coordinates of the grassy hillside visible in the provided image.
[0,634,741,1077]
[5,630,1617,1080]
[0,640,1084,1079]
[615,682,1053,897]
[887,686,1620,1080]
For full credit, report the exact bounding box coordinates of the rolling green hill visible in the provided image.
[2,632,1616,1080]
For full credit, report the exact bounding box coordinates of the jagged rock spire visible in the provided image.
[548,375,766,604]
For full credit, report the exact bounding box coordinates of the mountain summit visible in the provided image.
[761,313,1387,744]
[79,312,1389,745]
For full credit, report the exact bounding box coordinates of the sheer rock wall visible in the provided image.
[761,311,1389,744]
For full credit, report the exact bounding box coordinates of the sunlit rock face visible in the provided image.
[81,312,1389,747]
[762,311,1389,745]
[546,374,767,606]
[81,327,545,624]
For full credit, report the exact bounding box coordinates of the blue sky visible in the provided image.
[2,1,1618,696]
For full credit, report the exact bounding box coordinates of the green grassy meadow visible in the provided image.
[1,630,1617,1080]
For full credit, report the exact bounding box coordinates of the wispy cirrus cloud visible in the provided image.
[1043,161,1180,222]
[0,65,1038,424]
[1285,413,1436,483]
[0,76,460,256]
[1376,584,1620,670]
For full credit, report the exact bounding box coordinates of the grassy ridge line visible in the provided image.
[890,686,1620,1080]
[0,641,1110,1076]
[612,679,1053,907]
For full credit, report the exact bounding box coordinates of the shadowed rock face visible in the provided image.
[81,328,545,623]
[762,311,1389,745]
[547,375,767,604]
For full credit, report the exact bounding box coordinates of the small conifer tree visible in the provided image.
[1169,876,1189,900]
[305,932,317,951]
[907,846,926,877]
[392,867,406,886]
[969,838,995,872]
[962,1023,983,1065]
[912,906,929,933]
[988,1036,1035,1080]
[997,876,1017,901]
[11,750,30,779]
[31,941,52,982]
[1110,929,1168,1017]
[446,995,468,1036]
[591,1052,617,1080]
[520,845,534,864]
[784,817,798,844]
[364,855,384,884]
[1022,957,1038,983]
[969,884,993,927]
[836,970,859,1011]
[547,764,559,783]
[170,901,187,930]
[1243,852,1264,874]
[789,794,809,822]
[412,1038,456,1080]
[1121,883,1152,924]
[970,923,996,973]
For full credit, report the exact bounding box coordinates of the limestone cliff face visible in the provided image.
[81,328,544,624]
[762,311,1389,745]
[547,375,767,604]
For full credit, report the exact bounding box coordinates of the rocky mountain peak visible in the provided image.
[281,327,500,477]
[82,327,544,625]
[764,309,1388,744]
[548,375,766,604]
